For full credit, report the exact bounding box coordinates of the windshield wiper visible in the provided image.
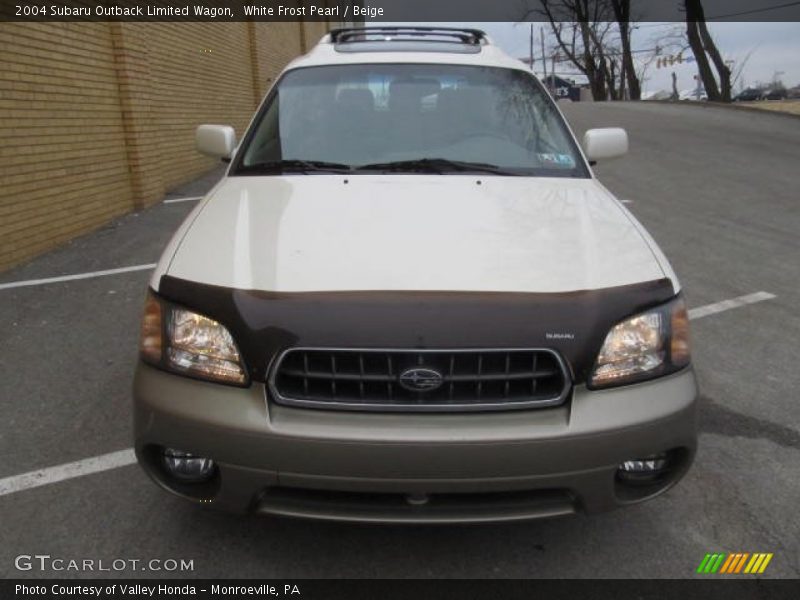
[238,159,353,174]
[356,158,519,176]
[239,158,519,176]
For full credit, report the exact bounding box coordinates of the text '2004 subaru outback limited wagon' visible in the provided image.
[134,27,697,523]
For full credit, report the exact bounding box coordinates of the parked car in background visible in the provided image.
[763,88,788,101]
[679,88,707,101]
[734,88,764,102]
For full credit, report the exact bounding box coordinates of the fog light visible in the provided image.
[619,456,669,473]
[617,453,670,485]
[162,448,216,482]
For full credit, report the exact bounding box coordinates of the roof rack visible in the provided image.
[329,26,487,46]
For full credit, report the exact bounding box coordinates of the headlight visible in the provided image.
[138,291,247,385]
[590,296,690,388]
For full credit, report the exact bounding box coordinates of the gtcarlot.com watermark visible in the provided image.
[14,554,194,573]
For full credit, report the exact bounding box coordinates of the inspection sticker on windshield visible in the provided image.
[537,153,576,168]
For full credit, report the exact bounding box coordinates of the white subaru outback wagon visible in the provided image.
[134,27,697,523]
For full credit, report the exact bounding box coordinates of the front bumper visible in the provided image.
[133,363,698,523]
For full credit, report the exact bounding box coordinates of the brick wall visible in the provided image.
[0,20,327,272]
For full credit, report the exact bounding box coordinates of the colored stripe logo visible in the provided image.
[697,553,773,574]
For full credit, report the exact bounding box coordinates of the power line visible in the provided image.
[612,1,800,28]
[708,0,800,20]
[633,23,680,30]
[546,45,671,61]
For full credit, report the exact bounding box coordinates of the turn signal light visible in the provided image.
[139,292,162,363]
[671,301,691,367]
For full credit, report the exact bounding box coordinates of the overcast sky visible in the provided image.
[388,21,800,93]
[473,21,800,93]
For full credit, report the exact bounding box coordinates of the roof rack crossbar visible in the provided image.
[329,27,487,46]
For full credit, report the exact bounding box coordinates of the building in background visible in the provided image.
[541,75,587,102]
[517,58,588,101]
[0,20,331,271]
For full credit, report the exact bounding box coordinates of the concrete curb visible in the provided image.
[645,99,800,121]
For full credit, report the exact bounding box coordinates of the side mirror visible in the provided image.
[196,124,236,160]
[582,128,628,162]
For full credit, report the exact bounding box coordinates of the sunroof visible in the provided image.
[330,27,487,53]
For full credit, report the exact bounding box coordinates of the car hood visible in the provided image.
[162,175,669,294]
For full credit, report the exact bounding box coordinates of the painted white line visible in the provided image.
[620,199,634,204]
[689,291,776,320]
[163,196,203,204]
[0,263,156,290]
[0,449,136,498]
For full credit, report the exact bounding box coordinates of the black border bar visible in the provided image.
[3,0,800,22]
[0,576,800,600]
[4,579,800,600]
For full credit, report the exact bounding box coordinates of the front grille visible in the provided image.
[269,348,570,412]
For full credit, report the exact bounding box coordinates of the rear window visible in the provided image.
[234,63,588,177]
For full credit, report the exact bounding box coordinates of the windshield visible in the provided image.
[234,63,589,177]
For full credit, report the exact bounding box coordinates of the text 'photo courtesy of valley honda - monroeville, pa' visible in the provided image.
[134,26,696,524]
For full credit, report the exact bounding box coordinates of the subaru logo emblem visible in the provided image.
[398,367,444,392]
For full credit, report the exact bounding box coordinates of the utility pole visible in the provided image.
[529,24,534,72]
[541,27,547,83]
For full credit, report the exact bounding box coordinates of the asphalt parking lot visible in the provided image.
[1,101,798,579]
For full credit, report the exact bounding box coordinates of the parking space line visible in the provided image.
[163,196,203,204]
[0,290,778,498]
[0,449,136,498]
[0,263,156,290]
[688,291,776,320]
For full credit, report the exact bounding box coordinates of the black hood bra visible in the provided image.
[157,275,676,385]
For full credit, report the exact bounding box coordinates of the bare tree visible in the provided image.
[583,18,624,99]
[535,0,614,100]
[643,18,752,101]
[533,0,641,101]
[609,0,641,100]
[684,0,732,102]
